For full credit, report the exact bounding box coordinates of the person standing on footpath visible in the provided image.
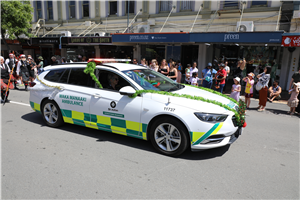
[5,53,18,89]
[27,55,36,82]
[1,56,14,103]
[16,54,30,91]
[36,56,44,74]
[289,66,300,115]
[215,63,227,93]
[202,63,217,89]
[185,64,191,84]
[256,66,271,111]
[189,62,198,84]
[224,61,230,92]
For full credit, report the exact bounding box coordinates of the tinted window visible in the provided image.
[68,68,95,87]
[58,68,70,83]
[44,69,65,82]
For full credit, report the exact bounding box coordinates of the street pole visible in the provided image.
[127,1,129,33]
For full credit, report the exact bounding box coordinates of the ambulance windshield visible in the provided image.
[122,69,183,92]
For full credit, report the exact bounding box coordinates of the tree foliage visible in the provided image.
[1,0,33,40]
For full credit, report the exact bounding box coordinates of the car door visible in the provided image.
[53,68,95,126]
[88,69,144,139]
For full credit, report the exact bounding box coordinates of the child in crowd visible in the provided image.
[215,67,225,89]
[230,77,241,102]
[191,72,202,86]
[287,82,300,115]
[243,72,255,109]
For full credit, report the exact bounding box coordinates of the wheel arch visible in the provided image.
[40,97,60,113]
[146,114,191,142]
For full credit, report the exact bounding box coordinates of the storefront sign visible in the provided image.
[282,36,300,47]
[32,37,59,44]
[190,32,283,43]
[62,37,112,44]
[112,33,189,43]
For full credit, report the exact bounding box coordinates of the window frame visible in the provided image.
[180,1,192,12]
[159,1,172,13]
[69,1,76,19]
[223,1,239,9]
[125,1,135,14]
[36,1,43,20]
[109,1,118,16]
[82,1,90,18]
[251,1,268,7]
[47,1,53,21]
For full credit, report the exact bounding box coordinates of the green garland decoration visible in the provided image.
[84,61,103,89]
[129,89,245,126]
[84,62,245,126]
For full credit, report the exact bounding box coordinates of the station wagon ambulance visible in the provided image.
[29,59,245,156]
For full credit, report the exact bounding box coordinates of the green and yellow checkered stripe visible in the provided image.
[30,101,41,114]
[61,109,148,140]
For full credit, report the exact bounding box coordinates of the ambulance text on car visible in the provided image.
[29,59,245,156]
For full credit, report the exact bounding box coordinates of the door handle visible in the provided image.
[93,93,101,98]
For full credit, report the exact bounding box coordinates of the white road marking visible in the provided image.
[9,101,30,107]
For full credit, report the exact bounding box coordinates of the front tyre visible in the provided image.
[149,117,189,156]
[41,99,64,128]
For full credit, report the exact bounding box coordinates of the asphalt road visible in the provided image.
[2,88,299,199]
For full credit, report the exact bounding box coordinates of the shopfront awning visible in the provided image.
[189,31,283,44]
[112,32,189,43]
[282,33,300,47]
[61,37,112,45]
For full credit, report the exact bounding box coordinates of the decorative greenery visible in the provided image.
[84,61,103,89]
[182,84,238,104]
[82,62,245,127]
[1,1,33,52]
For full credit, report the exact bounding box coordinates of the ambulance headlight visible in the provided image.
[194,113,228,123]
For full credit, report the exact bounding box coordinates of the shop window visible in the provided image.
[109,1,118,15]
[180,1,192,11]
[125,1,135,14]
[47,1,53,20]
[223,1,238,9]
[141,45,165,64]
[69,1,76,19]
[83,1,89,18]
[36,1,42,19]
[251,1,267,7]
[160,1,172,12]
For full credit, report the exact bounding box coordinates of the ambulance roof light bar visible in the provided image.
[88,58,131,64]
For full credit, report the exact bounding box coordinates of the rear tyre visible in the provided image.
[149,117,189,156]
[41,99,64,128]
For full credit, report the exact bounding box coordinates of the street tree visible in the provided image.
[1,0,33,53]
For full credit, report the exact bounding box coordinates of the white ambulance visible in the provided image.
[29,59,244,156]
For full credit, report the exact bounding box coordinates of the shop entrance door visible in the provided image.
[41,47,53,66]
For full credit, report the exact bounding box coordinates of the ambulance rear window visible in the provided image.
[44,69,66,82]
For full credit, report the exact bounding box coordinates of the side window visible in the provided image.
[98,70,131,91]
[58,68,70,83]
[68,68,95,87]
[44,69,65,82]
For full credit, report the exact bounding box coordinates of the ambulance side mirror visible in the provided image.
[119,86,136,96]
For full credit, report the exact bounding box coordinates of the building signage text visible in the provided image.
[66,37,112,44]
[224,34,239,42]
[282,36,300,47]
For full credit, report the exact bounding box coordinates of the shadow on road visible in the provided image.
[22,112,231,160]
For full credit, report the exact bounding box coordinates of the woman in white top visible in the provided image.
[149,59,159,72]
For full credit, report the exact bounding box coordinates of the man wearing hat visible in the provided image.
[16,54,30,91]
[36,56,44,74]
[202,62,217,89]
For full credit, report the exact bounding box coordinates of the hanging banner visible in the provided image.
[282,36,300,47]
